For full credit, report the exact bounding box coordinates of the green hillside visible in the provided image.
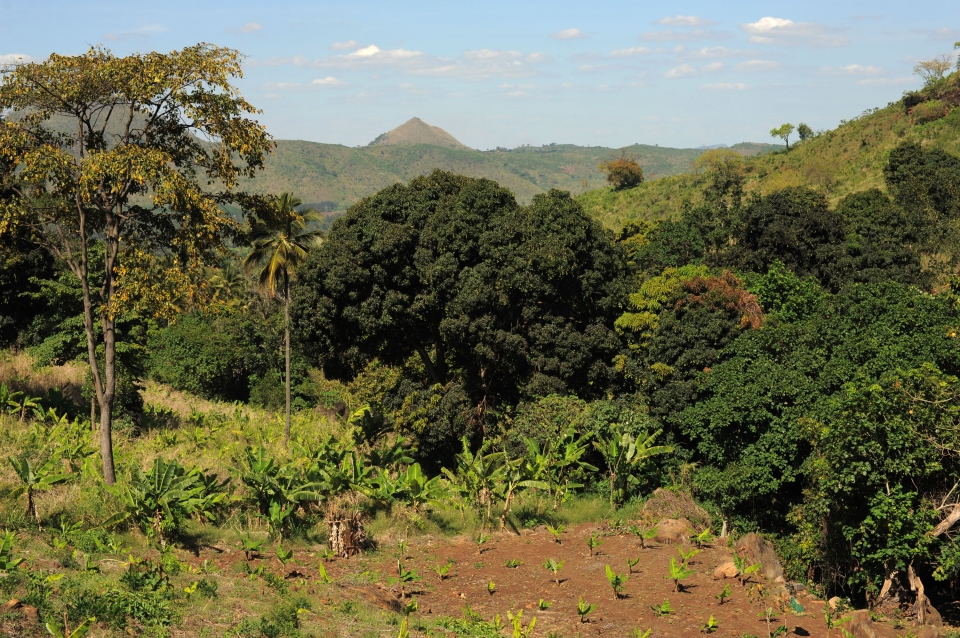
[578,74,960,230]
[241,139,777,209]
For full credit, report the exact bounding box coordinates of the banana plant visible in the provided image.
[103,457,203,545]
[44,612,95,638]
[0,530,24,572]
[495,455,548,531]
[441,437,504,522]
[594,428,673,506]
[9,456,69,526]
[0,383,23,415]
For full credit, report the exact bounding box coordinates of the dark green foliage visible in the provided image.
[884,142,960,246]
[745,261,825,323]
[676,282,960,530]
[0,232,54,347]
[834,189,926,287]
[293,170,629,462]
[646,271,763,422]
[716,188,848,291]
[794,365,960,591]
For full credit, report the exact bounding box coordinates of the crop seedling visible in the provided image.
[605,564,628,599]
[404,598,419,616]
[317,562,333,583]
[507,610,536,638]
[760,607,788,638]
[9,455,69,527]
[318,545,336,562]
[475,532,490,556]
[543,558,564,585]
[236,529,264,561]
[0,531,24,572]
[276,542,294,567]
[694,528,714,548]
[488,579,497,595]
[577,596,596,624]
[735,555,761,586]
[389,559,420,598]
[397,538,409,559]
[627,555,641,574]
[651,599,673,617]
[701,614,719,633]
[505,558,522,568]
[716,583,732,604]
[397,617,409,638]
[633,630,652,638]
[44,612,96,638]
[586,532,603,556]
[546,524,565,544]
[538,598,552,610]
[432,561,453,580]
[669,556,694,592]
[630,524,659,549]
[678,545,701,563]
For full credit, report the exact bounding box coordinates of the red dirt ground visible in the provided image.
[364,522,916,637]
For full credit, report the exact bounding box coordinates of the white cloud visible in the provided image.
[911,27,960,41]
[348,44,421,59]
[735,59,780,72]
[553,28,586,40]
[641,29,730,42]
[331,40,359,51]
[701,82,749,90]
[104,25,164,42]
[253,46,551,80]
[610,46,651,58]
[657,15,717,27]
[741,17,848,47]
[665,63,697,78]
[702,62,723,72]
[821,64,884,75]
[0,53,33,65]
[312,76,343,86]
[233,22,262,34]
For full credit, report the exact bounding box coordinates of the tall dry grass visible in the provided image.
[0,350,86,402]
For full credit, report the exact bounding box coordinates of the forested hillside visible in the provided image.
[579,72,960,230]
[242,139,775,210]
[2,45,960,638]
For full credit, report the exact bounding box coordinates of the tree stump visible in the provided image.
[327,512,367,558]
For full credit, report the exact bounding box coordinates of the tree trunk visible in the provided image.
[77,209,116,485]
[284,273,291,445]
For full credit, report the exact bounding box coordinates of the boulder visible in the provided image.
[839,610,877,638]
[654,518,692,544]
[828,596,842,611]
[713,561,738,580]
[735,532,785,583]
[916,626,940,638]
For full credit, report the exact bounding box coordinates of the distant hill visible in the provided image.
[243,132,778,210]
[577,74,960,230]
[369,117,468,149]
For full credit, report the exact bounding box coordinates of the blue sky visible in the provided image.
[1,1,958,149]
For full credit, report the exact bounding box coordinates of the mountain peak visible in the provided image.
[368,117,469,149]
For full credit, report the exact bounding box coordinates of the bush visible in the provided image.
[911,99,951,124]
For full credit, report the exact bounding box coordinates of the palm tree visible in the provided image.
[243,193,324,443]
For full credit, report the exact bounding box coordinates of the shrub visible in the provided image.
[911,99,951,124]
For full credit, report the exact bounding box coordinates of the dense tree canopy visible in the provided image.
[293,170,629,460]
